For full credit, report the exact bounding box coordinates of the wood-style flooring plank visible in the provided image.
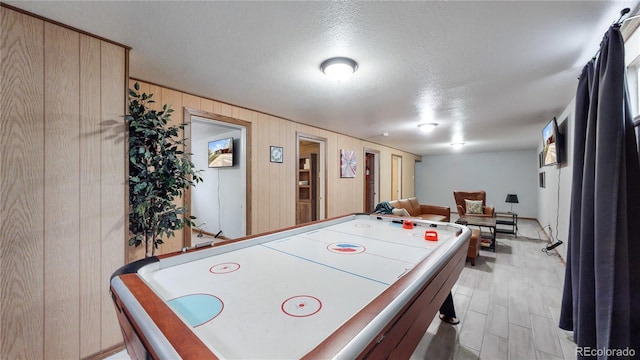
[485,303,509,338]
[458,310,486,351]
[508,294,531,328]
[530,314,564,358]
[479,333,508,360]
[508,324,537,360]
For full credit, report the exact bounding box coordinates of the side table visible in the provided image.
[495,212,518,235]
[456,215,497,252]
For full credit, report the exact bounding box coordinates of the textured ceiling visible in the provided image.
[7,1,640,155]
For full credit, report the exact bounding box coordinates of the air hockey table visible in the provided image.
[110,213,470,359]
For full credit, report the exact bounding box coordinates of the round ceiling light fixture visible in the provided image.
[418,123,438,133]
[320,57,358,82]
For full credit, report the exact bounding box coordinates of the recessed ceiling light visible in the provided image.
[451,142,465,149]
[418,123,438,133]
[320,57,358,82]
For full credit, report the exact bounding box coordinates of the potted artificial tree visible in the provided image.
[127,83,202,257]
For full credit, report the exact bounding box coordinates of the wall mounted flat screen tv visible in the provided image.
[208,137,234,168]
[542,117,561,166]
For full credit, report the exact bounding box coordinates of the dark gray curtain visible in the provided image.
[559,24,640,358]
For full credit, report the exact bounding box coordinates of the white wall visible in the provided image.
[415,150,539,218]
[540,22,640,261]
[537,101,574,260]
[191,118,245,239]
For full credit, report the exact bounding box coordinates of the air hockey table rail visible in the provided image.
[110,213,471,359]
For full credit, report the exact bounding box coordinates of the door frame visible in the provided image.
[363,149,380,212]
[183,107,252,247]
[296,132,327,220]
[391,154,402,200]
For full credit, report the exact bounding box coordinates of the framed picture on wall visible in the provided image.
[539,151,544,168]
[340,149,356,178]
[270,146,283,163]
[539,171,545,188]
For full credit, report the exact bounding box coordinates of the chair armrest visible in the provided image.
[456,204,466,216]
[483,206,495,216]
[420,204,451,222]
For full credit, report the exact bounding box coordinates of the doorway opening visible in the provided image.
[364,149,380,212]
[184,108,251,247]
[296,134,326,224]
[392,154,402,200]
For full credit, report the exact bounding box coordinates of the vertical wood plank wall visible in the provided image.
[1,4,421,358]
[1,7,126,359]
[127,80,420,261]
[1,7,45,359]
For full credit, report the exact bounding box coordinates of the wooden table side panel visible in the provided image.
[388,249,467,359]
[116,274,217,360]
[111,283,160,360]
[112,293,150,360]
[361,244,467,359]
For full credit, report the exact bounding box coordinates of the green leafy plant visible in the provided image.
[127,83,202,257]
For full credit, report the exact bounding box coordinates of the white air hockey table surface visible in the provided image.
[110,214,470,359]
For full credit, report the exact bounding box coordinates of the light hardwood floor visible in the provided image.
[106,218,573,360]
[410,217,575,360]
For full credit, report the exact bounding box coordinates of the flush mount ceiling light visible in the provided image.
[418,123,438,133]
[451,142,465,149]
[320,57,358,82]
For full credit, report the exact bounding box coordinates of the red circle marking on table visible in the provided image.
[281,295,322,317]
[209,262,241,274]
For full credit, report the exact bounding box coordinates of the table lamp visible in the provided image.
[505,194,519,213]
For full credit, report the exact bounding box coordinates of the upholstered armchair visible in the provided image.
[453,190,495,217]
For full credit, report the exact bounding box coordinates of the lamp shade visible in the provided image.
[505,194,519,204]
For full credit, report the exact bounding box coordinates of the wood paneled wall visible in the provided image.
[1,7,127,359]
[128,80,421,262]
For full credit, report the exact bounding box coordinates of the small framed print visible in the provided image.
[270,146,283,163]
[340,149,356,178]
[539,151,543,168]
